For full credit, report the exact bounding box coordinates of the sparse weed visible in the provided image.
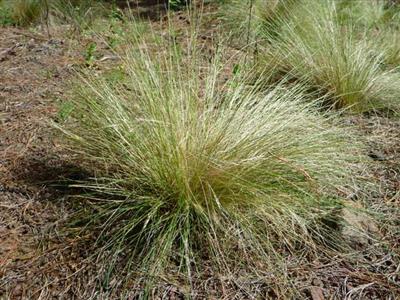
[84,41,97,66]
[57,100,74,123]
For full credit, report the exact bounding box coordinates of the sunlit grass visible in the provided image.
[56,24,367,295]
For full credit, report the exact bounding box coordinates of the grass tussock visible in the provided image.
[337,0,400,68]
[10,0,44,26]
[220,0,297,44]
[51,0,109,29]
[223,0,400,112]
[376,29,400,67]
[0,0,108,27]
[255,0,400,112]
[57,27,367,295]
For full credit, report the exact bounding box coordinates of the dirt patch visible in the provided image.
[0,26,91,299]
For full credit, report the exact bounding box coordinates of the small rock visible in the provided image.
[342,201,379,249]
[312,278,323,287]
[27,38,36,50]
[310,286,324,300]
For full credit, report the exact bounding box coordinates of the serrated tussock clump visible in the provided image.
[256,0,400,112]
[58,30,366,295]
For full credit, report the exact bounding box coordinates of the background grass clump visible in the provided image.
[51,0,109,29]
[261,1,400,111]
[57,26,367,294]
[0,0,108,27]
[3,0,45,26]
[223,0,400,112]
[220,0,298,46]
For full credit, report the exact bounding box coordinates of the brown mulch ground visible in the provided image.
[0,19,399,299]
[0,26,89,299]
